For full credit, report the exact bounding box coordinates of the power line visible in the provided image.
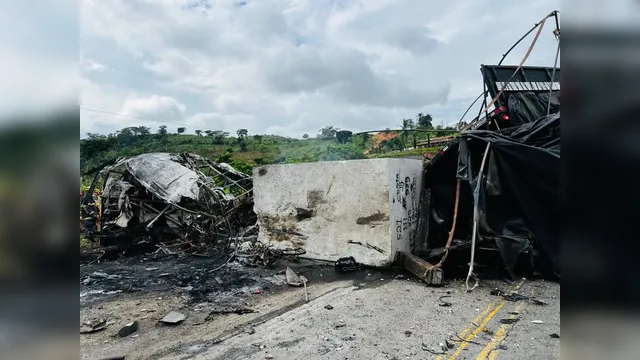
[80,106,187,128]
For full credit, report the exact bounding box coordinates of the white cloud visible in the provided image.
[121,94,186,120]
[82,58,107,73]
[80,0,561,137]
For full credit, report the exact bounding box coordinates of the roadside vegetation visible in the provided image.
[81,113,459,188]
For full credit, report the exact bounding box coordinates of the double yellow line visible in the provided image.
[476,287,534,360]
[436,279,526,360]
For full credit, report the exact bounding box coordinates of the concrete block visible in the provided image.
[253,158,423,267]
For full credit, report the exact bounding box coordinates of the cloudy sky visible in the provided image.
[79,0,561,138]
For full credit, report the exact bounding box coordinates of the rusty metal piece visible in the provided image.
[398,251,443,286]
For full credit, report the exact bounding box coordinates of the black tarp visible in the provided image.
[507,92,560,126]
[420,112,560,278]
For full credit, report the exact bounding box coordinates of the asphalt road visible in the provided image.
[168,277,560,360]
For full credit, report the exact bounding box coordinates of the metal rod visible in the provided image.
[497,11,557,66]
[456,92,485,128]
[466,142,491,292]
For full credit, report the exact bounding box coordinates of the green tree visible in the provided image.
[86,132,105,139]
[253,134,263,144]
[303,134,309,139]
[416,113,433,130]
[157,125,168,135]
[380,137,404,152]
[204,130,214,136]
[211,130,229,144]
[195,129,203,136]
[237,128,248,140]
[317,125,339,140]
[134,126,151,136]
[400,118,414,148]
[336,130,353,144]
[116,127,135,137]
[237,129,249,150]
[177,127,186,134]
[355,133,370,149]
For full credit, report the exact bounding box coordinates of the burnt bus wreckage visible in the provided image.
[416,13,560,282]
[81,153,256,256]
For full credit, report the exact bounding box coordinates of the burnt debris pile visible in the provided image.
[81,153,257,259]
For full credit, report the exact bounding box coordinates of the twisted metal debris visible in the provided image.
[83,152,255,256]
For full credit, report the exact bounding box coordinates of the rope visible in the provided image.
[546,22,561,115]
[461,13,550,132]
[434,178,461,268]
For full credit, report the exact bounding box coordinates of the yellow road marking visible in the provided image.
[435,304,493,360]
[444,279,525,360]
[476,287,534,359]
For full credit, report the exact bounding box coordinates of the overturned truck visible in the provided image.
[415,65,560,281]
[82,153,255,255]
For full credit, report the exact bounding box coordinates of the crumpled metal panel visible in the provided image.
[122,153,201,204]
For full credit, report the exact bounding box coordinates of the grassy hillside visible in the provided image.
[81,126,455,190]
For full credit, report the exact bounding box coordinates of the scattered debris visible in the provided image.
[206,306,257,320]
[334,320,346,329]
[422,342,446,355]
[490,288,529,302]
[335,256,359,273]
[531,320,544,324]
[118,321,139,337]
[92,272,109,279]
[508,312,520,315]
[531,299,548,306]
[445,340,454,349]
[244,327,256,335]
[398,251,443,286]
[265,355,274,359]
[497,344,508,350]
[346,240,386,254]
[81,318,108,334]
[438,295,452,307]
[404,330,412,337]
[550,333,560,338]
[285,267,303,287]
[160,311,187,325]
[499,318,519,324]
[324,305,334,310]
[482,326,493,335]
[449,333,483,345]
[301,275,309,302]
